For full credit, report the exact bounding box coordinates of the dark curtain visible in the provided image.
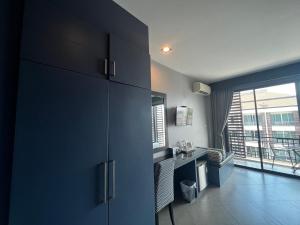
[211,88,234,149]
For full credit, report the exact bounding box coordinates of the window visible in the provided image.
[243,114,263,126]
[282,113,294,124]
[151,104,166,147]
[244,114,256,126]
[271,113,294,125]
[227,83,300,176]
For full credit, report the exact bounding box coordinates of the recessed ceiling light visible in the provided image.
[161,46,172,54]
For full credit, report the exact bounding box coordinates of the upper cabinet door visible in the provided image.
[21,0,108,77]
[108,83,155,225]
[109,34,151,90]
[9,61,109,225]
[109,1,149,52]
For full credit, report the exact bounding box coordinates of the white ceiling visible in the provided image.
[114,0,300,83]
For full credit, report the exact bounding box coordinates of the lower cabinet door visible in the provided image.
[108,82,155,225]
[9,61,109,225]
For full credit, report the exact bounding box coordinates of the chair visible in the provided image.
[269,145,280,168]
[268,138,284,168]
[207,148,234,187]
[269,139,300,173]
[289,148,300,173]
[154,158,176,225]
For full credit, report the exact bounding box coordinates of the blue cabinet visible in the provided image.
[109,83,154,225]
[9,61,154,225]
[9,1,154,224]
[10,61,109,225]
[21,0,108,77]
[109,34,151,89]
[21,0,150,89]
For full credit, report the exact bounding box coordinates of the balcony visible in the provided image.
[228,133,300,176]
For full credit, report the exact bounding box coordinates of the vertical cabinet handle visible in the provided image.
[109,160,116,201]
[98,161,108,204]
[104,59,108,75]
[112,61,116,77]
[109,61,116,77]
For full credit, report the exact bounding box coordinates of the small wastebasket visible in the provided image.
[180,180,197,203]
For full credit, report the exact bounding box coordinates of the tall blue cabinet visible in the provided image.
[9,0,154,225]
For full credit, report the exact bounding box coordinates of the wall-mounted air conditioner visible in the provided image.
[192,82,211,96]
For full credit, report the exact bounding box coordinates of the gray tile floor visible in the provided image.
[158,167,300,225]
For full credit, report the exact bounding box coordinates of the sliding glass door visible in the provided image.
[228,90,262,169]
[228,82,300,176]
[256,83,300,175]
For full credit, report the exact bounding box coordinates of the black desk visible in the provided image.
[153,147,207,166]
[174,148,207,169]
[173,148,207,198]
[154,147,208,199]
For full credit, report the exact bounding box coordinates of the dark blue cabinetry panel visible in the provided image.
[49,0,149,52]
[21,0,150,89]
[109,34,151,89]
[21,0,108,77]
[0,1,23,224]
[9,61,109,225]
[8,0,153,224]
[108,82,155,225]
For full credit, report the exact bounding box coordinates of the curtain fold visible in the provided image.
[211,88,234,149]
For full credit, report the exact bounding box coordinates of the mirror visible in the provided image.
[152,92,168,152]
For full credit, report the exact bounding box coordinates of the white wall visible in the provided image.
[151,61,211,157]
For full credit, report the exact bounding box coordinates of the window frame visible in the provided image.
[152,91,169,153]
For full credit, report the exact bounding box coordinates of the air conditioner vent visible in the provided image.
[192,82,211,96]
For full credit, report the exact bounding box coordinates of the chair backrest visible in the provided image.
[292,149,300,162]
[268,137,276,154]
[154,158,175,213]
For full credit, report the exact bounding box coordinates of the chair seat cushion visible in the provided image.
[208,152,235,168]
[207,150,223,163]
[208,148,226,160]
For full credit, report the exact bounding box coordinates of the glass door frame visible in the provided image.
[253,89,264,170]
[232,81,300,178]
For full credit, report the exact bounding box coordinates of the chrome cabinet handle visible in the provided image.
[109,160,116,201]
[112,61,116,77]
[104,59,108,75]
[99,161,108,204]
[109,61,116,77]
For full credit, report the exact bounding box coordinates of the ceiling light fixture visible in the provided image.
[161,46,172,54]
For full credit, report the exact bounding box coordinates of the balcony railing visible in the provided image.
[228,133,300,173]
